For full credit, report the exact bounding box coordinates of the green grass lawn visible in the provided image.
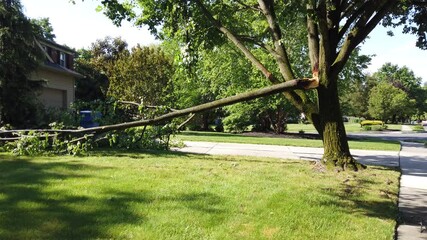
[287,123,402,133]
[175,131,401,151]
[386,124,403,131]
[286,123,319,133]
[0,151,399,239]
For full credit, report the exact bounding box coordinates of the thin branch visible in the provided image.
[193,0,280,84]
[178,113,196,130]
[118,101,178,112]
[68,134,95,144]
[0,133,58,142]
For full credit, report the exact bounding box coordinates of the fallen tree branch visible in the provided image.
[0,78,317,140]
[178,113,196,130]
[118,101,178,112]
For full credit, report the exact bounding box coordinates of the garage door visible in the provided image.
[40,87,67,109]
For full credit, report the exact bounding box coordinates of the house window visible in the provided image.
[59,52,66,67]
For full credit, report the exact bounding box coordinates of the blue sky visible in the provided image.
[21,0,426,83]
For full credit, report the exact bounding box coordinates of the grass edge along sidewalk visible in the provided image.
[175,131,401,151]
[0,151,399,239]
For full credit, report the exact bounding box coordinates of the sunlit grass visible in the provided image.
[286,123,403,133]
[387,124,403,131]
[0,151,399,239]
[175,131,401,151]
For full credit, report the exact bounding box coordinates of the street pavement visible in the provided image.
[172,141,400,167]
[172,130,427,239]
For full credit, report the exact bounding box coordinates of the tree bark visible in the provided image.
[316,76,365,171]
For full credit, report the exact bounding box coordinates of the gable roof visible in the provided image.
[36,38,84,78]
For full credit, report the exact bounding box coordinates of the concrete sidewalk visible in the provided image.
[397,142,427,239]
[173,140,427,239]
[172,141,399,167]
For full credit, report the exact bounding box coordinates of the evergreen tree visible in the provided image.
[0,0,44,127]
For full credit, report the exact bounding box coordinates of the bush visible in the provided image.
[223,113,251,133]
[360,120,384,127]
[362,125,385,131]
[41,108,80,129]
[4,131,91,156]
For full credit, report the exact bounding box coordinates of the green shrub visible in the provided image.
[362,125,372,131]
[223,113,251,133]
[41,108,79,128]
[362,125,385,131]
[4,131,91,156]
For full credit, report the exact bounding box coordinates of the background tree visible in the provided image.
[373,63,422,96]
[107,45,174,106]
[372,63,425,121]
[368,83,414,122]
[30,17,56,41]
[0,0,44,128]
[92,0,426,170]
[412,87,427,120]
[74,48,109,101]
[74,37,128,101]
[339,48,373,117]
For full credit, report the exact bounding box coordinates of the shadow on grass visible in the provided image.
[319,168,399,222]
[0,153,225,239]
[179,131,260,139]
[0,157,145,239]
[92,147,304,166]
[91,147,194,158]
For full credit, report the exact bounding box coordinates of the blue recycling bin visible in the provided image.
[80,110,101,128]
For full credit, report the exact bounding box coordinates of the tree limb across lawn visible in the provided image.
[0,76,318,140]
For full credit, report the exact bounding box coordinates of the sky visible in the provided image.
[21,0,426,84]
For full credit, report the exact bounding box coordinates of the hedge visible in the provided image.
[360,120,384,127]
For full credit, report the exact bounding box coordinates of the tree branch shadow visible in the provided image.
[0,153,226,239]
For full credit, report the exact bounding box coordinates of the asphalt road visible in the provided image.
[347,131,427,142]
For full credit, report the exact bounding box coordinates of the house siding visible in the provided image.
[31,68,75,109]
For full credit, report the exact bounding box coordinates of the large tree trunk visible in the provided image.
[314,77,364,171]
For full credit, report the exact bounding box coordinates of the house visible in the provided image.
[29,39,83,109]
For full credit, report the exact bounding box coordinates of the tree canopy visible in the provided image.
[0,0,44,127]
[30,17,56,41]
[86,0,427,170]
[372,62,426,120]
[368,82,413,121]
